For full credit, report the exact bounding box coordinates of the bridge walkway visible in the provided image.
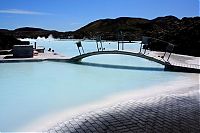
[69,50,200,73]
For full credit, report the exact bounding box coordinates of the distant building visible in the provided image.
[13,45,33,58]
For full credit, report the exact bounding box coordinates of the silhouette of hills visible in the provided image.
[0,16,200,56]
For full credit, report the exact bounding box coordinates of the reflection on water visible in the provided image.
[77,62,164,71]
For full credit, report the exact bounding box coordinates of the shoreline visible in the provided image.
[19,73,199,132]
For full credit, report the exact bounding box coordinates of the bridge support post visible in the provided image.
[117,31,125,51]
[139,43,143,53]
[144,48,147,54]
[163,43,174,62]
[81,47,85,54]
[96,41,99,52]
[118,41,120,50]
[167,52,172,62]
[76,41,84,55]
[122,42,124,50]
[78,48,81,55]
[100,41,103,51]
[162,51,167,59]
[96,36,104,51]
[140,36,151,54]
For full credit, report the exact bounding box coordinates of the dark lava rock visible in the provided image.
[1,16,199,56]
[75,16,200,56]
[0,33,30,52]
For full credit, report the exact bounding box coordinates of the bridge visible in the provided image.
[69,37,200,73]
[69,50,166,65]
[69,50,200,73]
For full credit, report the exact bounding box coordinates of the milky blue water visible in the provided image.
[0,39,181,131]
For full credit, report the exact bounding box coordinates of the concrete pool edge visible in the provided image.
[0,57,70,63]
[18,74,199,132]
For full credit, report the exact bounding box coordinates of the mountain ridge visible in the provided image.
[0,15,200,56]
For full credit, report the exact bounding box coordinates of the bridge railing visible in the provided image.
[74,38,199,70]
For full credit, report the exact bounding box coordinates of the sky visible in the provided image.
[0,0,199,31]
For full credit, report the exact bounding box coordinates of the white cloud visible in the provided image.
[0,9,52,15]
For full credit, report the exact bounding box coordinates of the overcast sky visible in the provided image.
[0,0,199,31]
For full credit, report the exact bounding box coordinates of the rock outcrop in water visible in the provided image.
[0,16,200,56]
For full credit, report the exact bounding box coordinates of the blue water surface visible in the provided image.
[0,39,182,131]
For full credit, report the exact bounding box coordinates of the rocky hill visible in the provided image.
[74,16,200,56]
[75,16,181,40]
[0,27,71,39]
[75,17,149,39]
[0,16,199,56]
